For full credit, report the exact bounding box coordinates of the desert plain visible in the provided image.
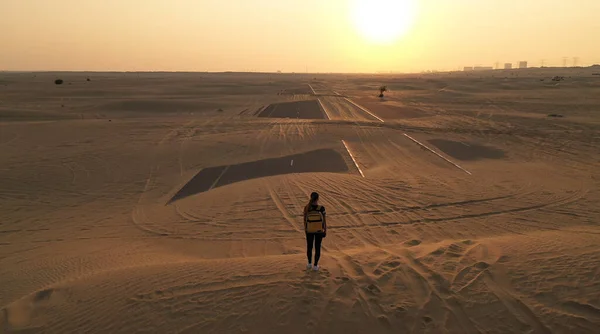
[1,68,599,333]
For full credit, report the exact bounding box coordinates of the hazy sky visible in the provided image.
[1,0,599,72]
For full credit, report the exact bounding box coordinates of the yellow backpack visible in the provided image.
[306,205,324,233]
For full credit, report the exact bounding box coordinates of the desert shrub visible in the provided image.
[379,85,387,98]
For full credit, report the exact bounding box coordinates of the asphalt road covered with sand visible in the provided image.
[1,69,599,333]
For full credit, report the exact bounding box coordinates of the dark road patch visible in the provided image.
[258,100,325,119]
[168,149,349,203]
[355,100,433,119]
[280,87,313,95]
[168,166,227,203]
[427,139,506,161]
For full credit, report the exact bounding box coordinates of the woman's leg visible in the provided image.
[314,234,323,266]
[306,233,315,264]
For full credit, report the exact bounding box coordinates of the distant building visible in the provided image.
[519,61,528,69]
[463,67,473,71]
[474,66,494,71]
[504,63,513,70]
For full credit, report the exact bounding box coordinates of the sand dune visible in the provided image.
[1,69,599,333]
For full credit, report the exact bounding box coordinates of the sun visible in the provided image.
[351,0,417,44]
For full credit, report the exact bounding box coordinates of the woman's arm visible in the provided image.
[303,205,308,231]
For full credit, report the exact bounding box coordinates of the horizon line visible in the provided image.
[1,65,598,75]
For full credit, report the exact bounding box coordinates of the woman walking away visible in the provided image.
[304,192,326,271]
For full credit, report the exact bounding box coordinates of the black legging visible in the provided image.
[306,233,323,265]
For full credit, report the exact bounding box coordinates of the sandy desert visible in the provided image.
[1,68,599,333]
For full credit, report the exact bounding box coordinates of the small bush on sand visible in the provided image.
[55,79,63,85]
[379,86,387,98]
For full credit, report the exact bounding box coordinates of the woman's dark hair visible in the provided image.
[305,192,320,214]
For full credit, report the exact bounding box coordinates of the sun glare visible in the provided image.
[351,0,417,44]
